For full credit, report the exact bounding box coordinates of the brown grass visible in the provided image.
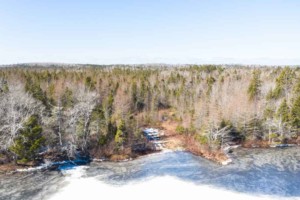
[183,135,228,163]
[160,118,228,164]
[0,163,26,174]
[242,140,270,148]
[110,154,130,161]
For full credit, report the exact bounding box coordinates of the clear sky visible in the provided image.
[0,0,299,65]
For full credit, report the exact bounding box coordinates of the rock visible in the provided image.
[221,159,232,165]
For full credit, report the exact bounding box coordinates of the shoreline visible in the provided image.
[1,145,300,174]
[1,124,299,174]
[0,146,222,174]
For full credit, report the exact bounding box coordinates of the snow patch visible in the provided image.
[48,170,292,200]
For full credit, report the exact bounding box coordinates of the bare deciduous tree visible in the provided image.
[65,87,97,157]
[0,84,44,151]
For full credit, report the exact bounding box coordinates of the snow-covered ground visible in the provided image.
[49,166,291,200]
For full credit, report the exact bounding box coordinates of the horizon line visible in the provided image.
[1,62,300,67]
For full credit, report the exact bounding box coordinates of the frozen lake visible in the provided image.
[1,147,300,200]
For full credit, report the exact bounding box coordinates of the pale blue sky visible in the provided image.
[0,0,299,65]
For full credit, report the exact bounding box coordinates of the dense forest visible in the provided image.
[0,64,300,165]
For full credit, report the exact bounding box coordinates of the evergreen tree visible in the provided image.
[131,82,138,111]
[273,67,295,100]
[293,78,300,95]
[247,70,262,139]
[291,96,300,128]
[114,120,125,151]
[277,99,290,123]
[247,70,261,101]
[84,76,96,91]
[61,87,74,108]
[105,92,114,117]
[10,115,45,162]
[206,76,215,96]
[0,79,9,93]
[103,91,115,138]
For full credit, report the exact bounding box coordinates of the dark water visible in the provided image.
[1,147,300,200]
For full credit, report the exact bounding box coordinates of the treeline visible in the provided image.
[0,65,300,164]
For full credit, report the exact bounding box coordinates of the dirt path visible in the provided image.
[159,120,229,164]
[160,121,185,150]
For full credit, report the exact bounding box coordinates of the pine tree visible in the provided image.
[61,87,74,108]
[291,96,300,128]
[277,99,290,123]
[9,115,45,163]
[84,76,96,91]
[247,70,262,139]
[273,67,295,100]
[114,120,125,151]
[293,78,300,95]
[247,70,261,101]
[0,79,9,93]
